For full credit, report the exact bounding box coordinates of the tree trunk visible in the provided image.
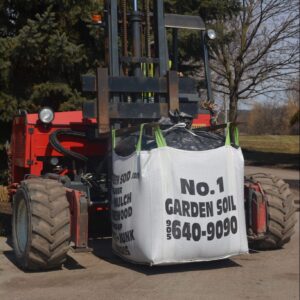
[229,93,238,122]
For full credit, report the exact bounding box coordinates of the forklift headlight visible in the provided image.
[38,107,54,124]
[207,29,217,40]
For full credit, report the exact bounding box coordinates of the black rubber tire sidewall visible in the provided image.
[12,187,32,269]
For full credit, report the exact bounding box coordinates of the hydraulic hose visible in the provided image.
[49,129,88,162]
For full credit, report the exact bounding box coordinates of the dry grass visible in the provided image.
[0,186,9,203]
[240,135,299,154]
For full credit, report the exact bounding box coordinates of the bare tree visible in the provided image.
[209,0,299,121]
[247,101,292,134]
[286,77,300,127]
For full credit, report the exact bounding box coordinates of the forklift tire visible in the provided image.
[12,178,70,271]
[247,173,296,250]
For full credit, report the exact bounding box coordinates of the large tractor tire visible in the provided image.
[12,178,70,271]
[246,173,296,250]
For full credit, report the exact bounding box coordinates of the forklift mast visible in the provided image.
[82,0,213,134]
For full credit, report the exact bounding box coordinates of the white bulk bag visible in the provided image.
[111,124,248,265]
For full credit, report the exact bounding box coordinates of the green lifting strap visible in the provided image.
[225,123,231,146]
[234,126,240,146]
[136,124,167,152]
[154,125,167,148]
[112,129,116,149]
[136,123,145,152]
[225,123,240,146]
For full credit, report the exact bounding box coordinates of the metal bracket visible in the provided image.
[96,68,110,134]
[167,70,179,111]
[67,189,92,252]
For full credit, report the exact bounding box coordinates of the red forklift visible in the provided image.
[0,0,296,271]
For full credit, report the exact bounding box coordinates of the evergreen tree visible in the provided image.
[0,0,105,183]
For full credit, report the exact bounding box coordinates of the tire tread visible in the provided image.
[13,178,70,270]
[247,173,296,250]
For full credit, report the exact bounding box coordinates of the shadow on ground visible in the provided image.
[243,150,299,170]
[2,236,86,273]
[90,237,241,276]
[3,249,86,272]
[2,236,241,275]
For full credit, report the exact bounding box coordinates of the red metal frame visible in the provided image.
[66,189,91,251]
[10,111,107,184]
[244,182,267,235]
[192,113,211,128]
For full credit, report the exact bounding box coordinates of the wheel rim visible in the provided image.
[16,198,28,253]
